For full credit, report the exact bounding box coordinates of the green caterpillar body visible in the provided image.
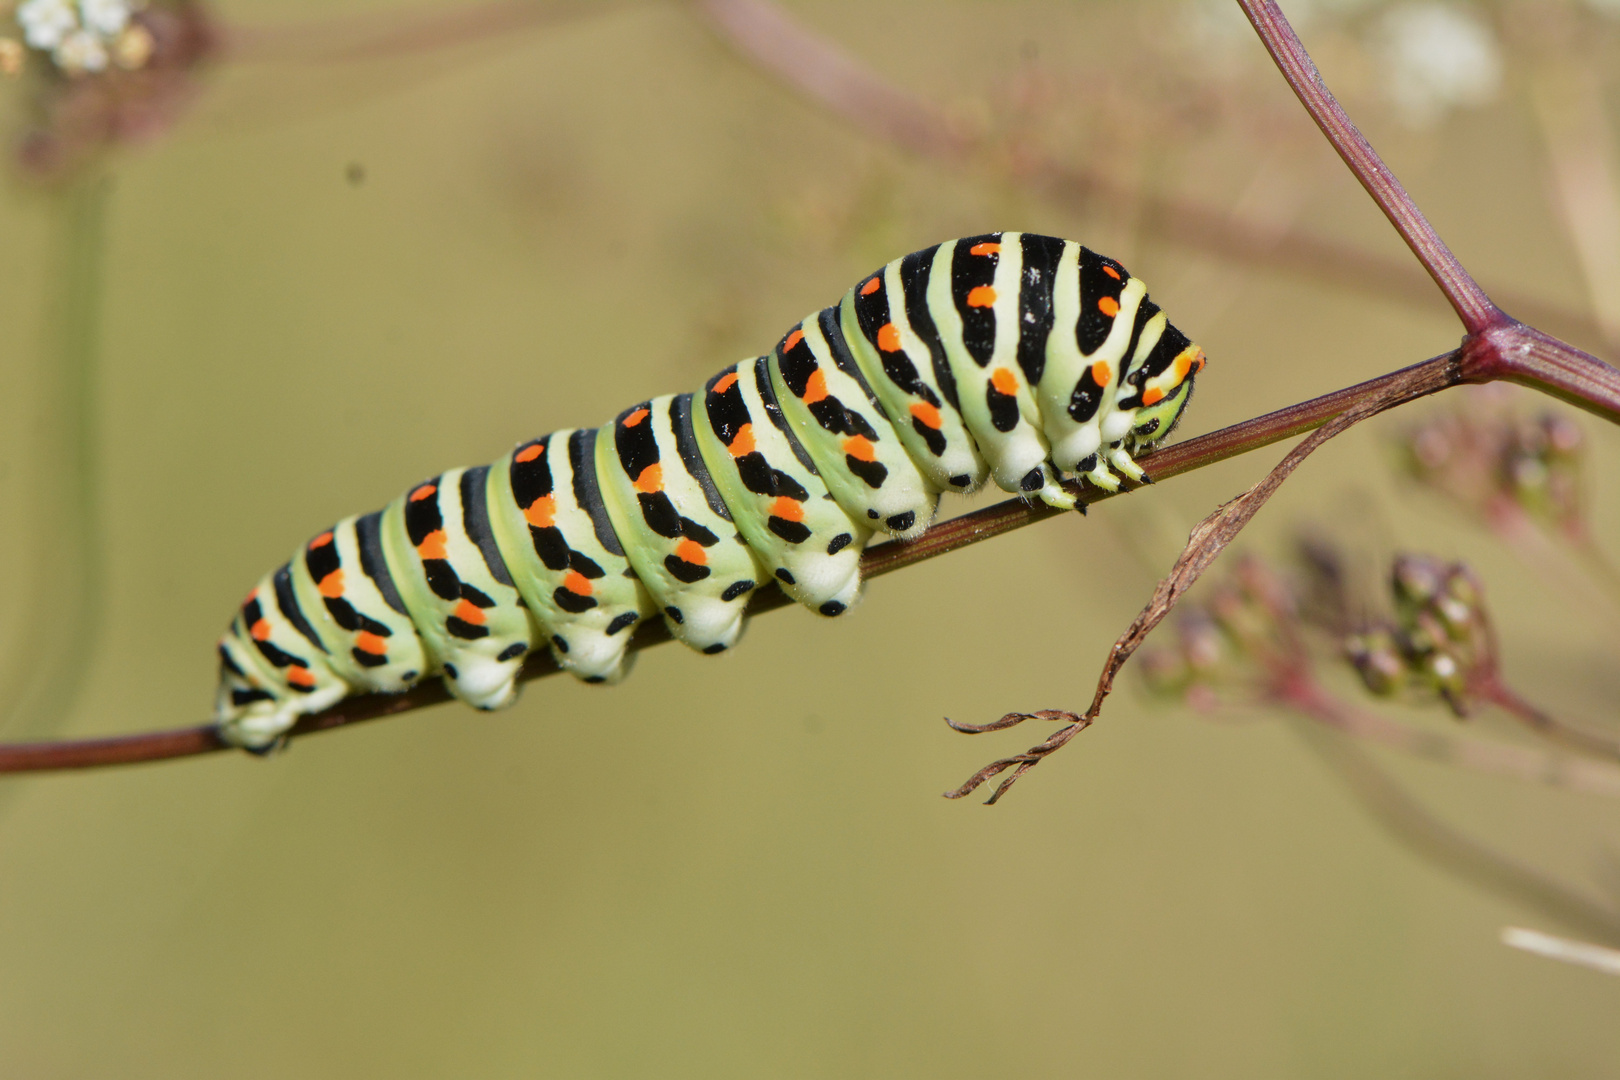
[216,233,1206,749]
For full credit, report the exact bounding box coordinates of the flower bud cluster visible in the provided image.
[1140,556,1296,708]
[1345,554,1488,713]
[1404,397,1586,534]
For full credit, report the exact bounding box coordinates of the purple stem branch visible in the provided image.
[1235,0,1501,334]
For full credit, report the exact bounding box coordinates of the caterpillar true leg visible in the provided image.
[215,233,1207,750]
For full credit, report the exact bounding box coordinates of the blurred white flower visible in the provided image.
[1280,0,1383,29]
[11,0,146,74]
[79,0,131,38]
[52,25,106,72]
[1375,3,1502,128]
[17,0,78,50]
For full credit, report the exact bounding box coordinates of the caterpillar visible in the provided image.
[216,233,1207,750]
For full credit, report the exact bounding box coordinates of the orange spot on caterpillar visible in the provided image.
[802,369,828,404]
[1175,346,1205,380]
[783,328,805,352]
[728,424,756,457]
[634,464,663,494]
[877,323,902,352]
[514,443,544,463]
[318,570,345,599]
[1102,264,1122,281]
[1143,387,1166,406]
[417,529,448,560]
[860,276,881,296]
[562,571,593,596]
[910,402,942,430]
[1091,361,1112,386]
[624,408,650,427]
[771,497,804,522]
[453,599,487,626]
[713,372,739,394]
[286,666,316,688]
[523,495,556,529]
[842,435,876,462]
[969,241,1001,256]
[1098,296,1120,318]
[675,538,707,566]
[990,367,1018,396]
[250,619,271,641]
[311,531,334,549]
[967,285,997,308]
[355,632,388,656]
[409,484,437,503]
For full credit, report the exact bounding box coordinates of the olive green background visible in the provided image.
[0,1,1617,1075]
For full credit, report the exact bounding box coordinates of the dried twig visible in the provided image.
[947,355,1457,802]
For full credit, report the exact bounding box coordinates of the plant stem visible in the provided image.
[0,352,1467,774]
[1234,0,1501,334]
[0,174,109,741]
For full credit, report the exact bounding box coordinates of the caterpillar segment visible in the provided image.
[214,232,1206,750]
[596,396,766,654]
[380,468,534,710]
[768,309,939,538]
[842,245,990,497]
[487,430,654,685]
[288,514,428,695]
[930,233,1073,509]
[694,357,869,616]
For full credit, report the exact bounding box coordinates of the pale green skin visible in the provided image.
[692,358,869,614]
[215,232,1203,750]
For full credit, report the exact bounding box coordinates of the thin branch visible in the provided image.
[0,353,1469,775]
[1502,927,1620,976]
[220,0,608,65]
[1474,676,1620,765]
[692,0,1609,348]
[1234,0,1500,334]
[947,354,1461,802]
[1278,671,1620,801]
[1298,724,1620,947]
[701,0,1598,350]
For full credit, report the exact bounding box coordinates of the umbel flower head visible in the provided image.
[1,0,213,179]
[12,0,151,76]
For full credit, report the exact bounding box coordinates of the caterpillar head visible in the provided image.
[1124,323,1205,452]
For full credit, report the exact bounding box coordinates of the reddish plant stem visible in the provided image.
[0,355,1464,775]
[1235,0,1501,334]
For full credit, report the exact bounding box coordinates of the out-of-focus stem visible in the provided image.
[693,0,1607,347]
[1528,66,1620,347]
[1297,724,1620,946]
[1276,671,1620,800]
[0,175,109,740]
[1502,926,1620,976]
[1234,0,1500,334]
[1473,675,1620,765]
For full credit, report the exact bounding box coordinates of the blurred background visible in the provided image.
[0,0,1617,1075]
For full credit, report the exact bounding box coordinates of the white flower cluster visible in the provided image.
[1181,0,1503,130]
[1374,3,1502,129]
[12,0,153,75]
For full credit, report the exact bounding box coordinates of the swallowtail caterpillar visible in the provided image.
[216,233,1207,750]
